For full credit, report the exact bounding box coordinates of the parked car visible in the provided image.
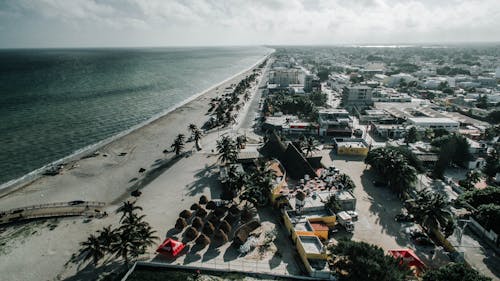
[346,210,358,220]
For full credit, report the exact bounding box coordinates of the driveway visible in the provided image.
[319,151,441,266]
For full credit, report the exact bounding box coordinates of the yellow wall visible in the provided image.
[309,216,337,227]
[337,145,369,156]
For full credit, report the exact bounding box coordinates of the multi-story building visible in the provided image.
[269,67,300,87]
[318,108,353,137]
[341,86,373,107]
[407,117,460,132]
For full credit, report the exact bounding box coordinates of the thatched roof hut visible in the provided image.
[199,195,208,204]
[185,226,199,241]
[196,207,207,218]
[190,203,201,211]
[214,229,228,244]
[191,216,203,229]
[219,220,232,234]
[195,233,210,247]
[202,221,215,235]
[206,200,216,210]
[175,217,187,230]
[179,209,192,219]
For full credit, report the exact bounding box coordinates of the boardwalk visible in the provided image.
[0,201,105,224]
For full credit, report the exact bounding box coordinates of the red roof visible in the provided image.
[389,249,426,269]
[310,222,329,231]
[156,238,185,257]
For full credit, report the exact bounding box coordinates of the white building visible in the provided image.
[318,108,353,136]
[383,73,417,87]
[269,67,300,86]
[407,117,459,132]
[342,86,373,107]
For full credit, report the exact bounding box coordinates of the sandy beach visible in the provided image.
[0,53,279,281]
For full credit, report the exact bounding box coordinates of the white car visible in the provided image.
[346,210,358,219]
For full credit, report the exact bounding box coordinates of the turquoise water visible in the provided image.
[0,47,271,186]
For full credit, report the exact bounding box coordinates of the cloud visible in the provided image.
[0,0,499,47]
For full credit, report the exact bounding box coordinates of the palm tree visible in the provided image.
[116,200,143,222]
[241,160,275,206]
[459,170,482,190]
[112,212,158,266]
[78,234,106,266]
[302,136,318,157]
[235,135,247,149]
[188,124,198,135]
[365,147,417,194]
[216,135,238,164]
[193,129,202,151]
[171,134,185,156]
[97,225,118,252]
[337,173,356,191]
[410,190,455,238]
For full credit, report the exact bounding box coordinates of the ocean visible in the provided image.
[0,46,271,187]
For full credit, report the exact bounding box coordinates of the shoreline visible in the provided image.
[0,50,273,199]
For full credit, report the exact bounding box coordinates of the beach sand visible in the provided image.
[0,54,281,281]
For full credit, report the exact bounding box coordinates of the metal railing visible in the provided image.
[1,201,105,213]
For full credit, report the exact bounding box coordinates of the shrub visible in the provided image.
[179,209,192,219]
[191,216,203,229]
[185,226,199,241]
[202,222,215,235]
[175,217,187,230]
[199,195,208,204]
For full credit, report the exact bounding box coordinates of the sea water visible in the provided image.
[0,46,271,186]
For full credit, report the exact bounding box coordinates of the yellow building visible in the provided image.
[334,138,369,156]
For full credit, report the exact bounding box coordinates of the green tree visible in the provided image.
[423,262,491,281]
[116,200,143,222]
[457,186,500,209]
[475,203,500,234]
[476,95,488,109]
[365,147,417,194]
[325,194,342,213]
[459,170,482,190]
[171,134,185,156]
[235,135,247,149]
[193,129,202,151]
[302,136,319,157]
[317,68,330,82]
[111,213,158,265]
[329,240,411,281]
[483,149,499,178]
[78,234,106,266]
[188,124,198,135]
[432,134,472,176]
[216,135,238,164]
[240,160,275,206]
[409,190,455,238]
[337,173,356,191]
[404,126,418,145]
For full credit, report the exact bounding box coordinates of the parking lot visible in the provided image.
[319,151,443,267]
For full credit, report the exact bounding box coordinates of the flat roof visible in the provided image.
[299,236,323,254]
[408,117,459,125]
[319,108,349,114]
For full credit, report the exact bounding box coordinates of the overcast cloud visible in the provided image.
[0,0,499,48]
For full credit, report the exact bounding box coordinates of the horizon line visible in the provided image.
[1,40,500,50]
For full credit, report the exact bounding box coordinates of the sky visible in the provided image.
[0,0,499,48]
